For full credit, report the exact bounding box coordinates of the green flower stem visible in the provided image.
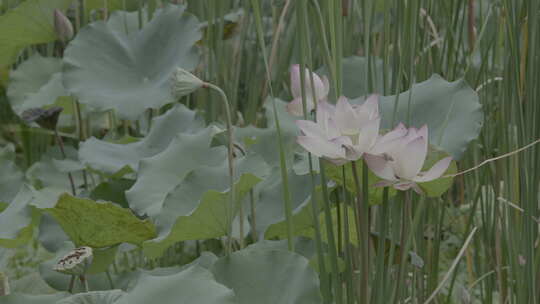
[54,129,76,196]
[351,160,369,302]
[203,82,236,255]
[68,275,75,293]
[372,188,389,304]
[80,275,89,292]
[250,0,295,252]
[393,191,411,303]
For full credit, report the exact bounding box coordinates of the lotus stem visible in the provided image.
[203,82,235,256]
[54,129,77,196]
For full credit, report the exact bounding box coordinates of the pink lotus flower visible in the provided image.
[296,102,350,165]
[296,95,384,164]
[364,125,452,194]
[286,65,330,116]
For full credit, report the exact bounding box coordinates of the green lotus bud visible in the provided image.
[0,272,9,296]
[53,246,93,276]
[54,9,74,42]
[171,68,204,98]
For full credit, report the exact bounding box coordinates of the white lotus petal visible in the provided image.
[296,120,326,139]
[370,123,408,155]
[311,72,327,101]
[321,75,330,97]
[393,136,427,180]
[394,182,415,191]
[373,180,394,188]
[334,96,359,135]
[290,64,302,98]
[297,136,345,159]
[413,156,452,182]
[364,153,397,181]
[358,94,379,118]
[357,117,381,150]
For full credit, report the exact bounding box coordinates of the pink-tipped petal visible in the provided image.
[394,182,415,191]
[297,136,345,160]
[311,73,327,101]
[334,96,359,135]
[296,120,325,139]
[413,156,453,182]
[321,76,330,97]
[364,154,397,181]
[393,136,427,180]
[359,94,380,118]
[357,117,381,150]
[373,180,394,188]
[370,123,409,155]
[290,65,301,98]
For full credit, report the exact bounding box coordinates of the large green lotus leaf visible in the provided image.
[26,146,83,191]
[38,213,70,253]
[378,75,482,159]
[318,56,385,98]
[126,126,226,216]
[418,149,457,197]
[56,290,125,304]
[79,104,203,174]
[266,203,358,245]
[253,167,314,237]
[115,265,238,304]
[0,186,35,248]
[26,146,86,208]
[0,144,23,203]
[103,8,146,35]
[89,178,135,209]
[85,0,141,15]
[0,0,73,67]
[63,5,201,119]
[155,154,269,234]
[235,99,299,167]
[211,248,322,304]
[44,194,156,248]
[6,54,69,115]
[143,157,266,259]
[0,293,69,304]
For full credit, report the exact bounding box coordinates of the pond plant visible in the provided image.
[0,1,539,303]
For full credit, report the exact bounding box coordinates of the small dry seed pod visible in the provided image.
[53,246,93,276]
[54,9,74,42]
[171,68,204,98]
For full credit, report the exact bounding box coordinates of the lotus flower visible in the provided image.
[329,95,382,159]
[296,102,350,165]
[364,125,452,194]
[296,95,385,164]
[286,64,330,116]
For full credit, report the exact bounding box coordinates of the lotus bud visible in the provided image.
[54,9,74,42]
[171,68,204,98]
[53,246,93,276]
[0,272,9,296]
